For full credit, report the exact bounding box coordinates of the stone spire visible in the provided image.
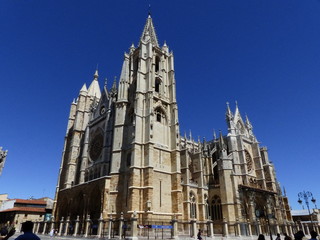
[245,114,253,131]
[234,100,240,118]
[88,70,101,99]
[226,102,233,121]
[80,83,88,94]
[140,14,159,47]
[219,130,226,150]
[110,76,117,96]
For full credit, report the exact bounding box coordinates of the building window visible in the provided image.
[126,152,131,166]
[156,112,161,122]
[155,56,160,73]
[211,195,222,221]
[189,192,197,218]
[155,77,161,93]
[155,107,165,123]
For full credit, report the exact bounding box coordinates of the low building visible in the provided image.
[0,198,53,231]
[292,209,320,234]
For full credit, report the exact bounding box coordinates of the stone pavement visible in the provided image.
[11,233,101,240]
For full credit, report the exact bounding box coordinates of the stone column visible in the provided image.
[275,224,280,235]
[107,215,113,239]
[32,221,37,233]
[73,216,80,237]
[191,219,197,238]
[257,219,262,235]
[223,218,228,237]
[97,214,104,238]
[171,218,178,239]
[37,221,41,234]
[34,221,39,234]
[84,215,91,237]
[58,217,64,236]
[130,212,138,240]
[236,219,241,236]
[288,222,293,237]
[300,222,304,232]
[64,216,70,236]
[207,220,214,238]
[118,212,124,239]
[50,216,55,232]
[284,223,288,236]
[247,219,252,237]
[305,223,310,236]
[42,221,47,234]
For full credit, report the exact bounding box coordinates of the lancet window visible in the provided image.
[189,192,197,218]
[211,195,222,221]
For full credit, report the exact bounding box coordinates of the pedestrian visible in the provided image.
[276,233,281,240]
[284,233,292,240]
[49,228,54,237]
[294,231,305,240]
[0,227,15,240]
[14,221,40,240]
[258,234,266,240]
[309,231,318,240]
[197,229,202,240]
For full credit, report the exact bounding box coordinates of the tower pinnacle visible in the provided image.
[140,15,159,47]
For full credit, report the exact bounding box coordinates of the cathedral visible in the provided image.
[53,15,293,238]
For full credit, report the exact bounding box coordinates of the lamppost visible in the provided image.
[297,191,316,230]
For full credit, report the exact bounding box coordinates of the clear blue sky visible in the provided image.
[1,0,319,210]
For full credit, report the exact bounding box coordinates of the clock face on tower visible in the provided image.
[89,134,103,161]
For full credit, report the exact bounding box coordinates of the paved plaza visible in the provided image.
[11,233,99,240]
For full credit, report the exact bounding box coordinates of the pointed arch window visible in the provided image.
[155,77,161,93]
[155,56,160,73]
[189,192,197,218]
[245,150,253,172]
[211,195,222,221]
[204,194,209,219]
[154,107,166,123]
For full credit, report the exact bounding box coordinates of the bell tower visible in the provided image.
[110,14,182,220]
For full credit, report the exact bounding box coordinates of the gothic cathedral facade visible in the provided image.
[54,15,292,236]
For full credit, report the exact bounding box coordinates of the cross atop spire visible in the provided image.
[140,14,159,47]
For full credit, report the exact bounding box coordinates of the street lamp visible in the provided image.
[297,191,316,230]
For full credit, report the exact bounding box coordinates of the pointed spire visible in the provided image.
[80,83,87,93]
[184,131,187,140]
[245,114,253,130]
[219,130,226,150]
[88,70,101,99]
[234,100,240,116]
[140,14,159,47]
[226,102,233,120]
[94,69,99,79]
[162,41,169,53]
[130,43,135,53]
[104,78,108,88]
[189,130,192,141]
[213,129,217,140]
[110,76,117,95]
